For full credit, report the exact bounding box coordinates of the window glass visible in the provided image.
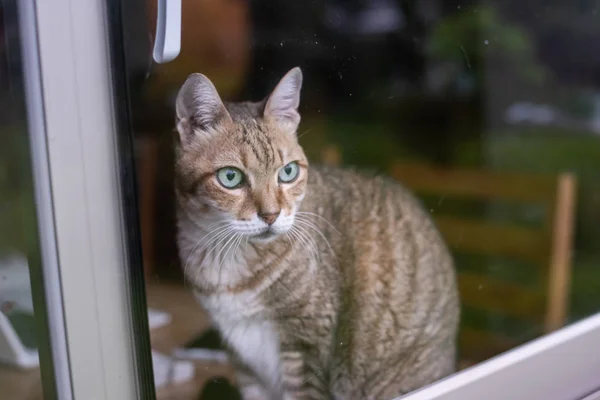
[0,1,52,398]
[113,0,600,398]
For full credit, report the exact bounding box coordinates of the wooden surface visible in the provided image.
[0,367,44,400]
[435,215,548,263]
[148,282,235,400]
[389,161,558,203]
[0,282,234,400]
[458,273,544,318]
[545,174,577,332]
[389,160,577,364]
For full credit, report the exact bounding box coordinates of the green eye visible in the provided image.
[278,162,299,183]
[216,167,244,188]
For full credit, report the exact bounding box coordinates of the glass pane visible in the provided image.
[110,0,600,398]
[0,1,53,399]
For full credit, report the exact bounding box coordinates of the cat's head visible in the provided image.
[174,67,308,242]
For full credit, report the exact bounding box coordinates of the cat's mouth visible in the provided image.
[253,228,276,240]
[241,224,291,242]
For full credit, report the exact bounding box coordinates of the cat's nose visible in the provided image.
[258,211,280,225]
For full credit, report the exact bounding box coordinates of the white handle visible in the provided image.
[152,0,181,64]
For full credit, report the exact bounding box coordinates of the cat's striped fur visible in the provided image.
[174,68,459,400]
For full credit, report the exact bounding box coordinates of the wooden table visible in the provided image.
[0,282,234,400]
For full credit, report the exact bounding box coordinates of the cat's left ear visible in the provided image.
[264,67,303,133]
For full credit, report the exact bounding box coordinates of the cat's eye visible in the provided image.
[216,167,244,188]
[278,161,299,183]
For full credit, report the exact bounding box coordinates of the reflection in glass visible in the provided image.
[0,1,47,398]
[113,0,600,398]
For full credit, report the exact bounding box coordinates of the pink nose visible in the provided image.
[258,211,280,225]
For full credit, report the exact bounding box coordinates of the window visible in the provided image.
[0,0,70,398]
[4,0,600,399]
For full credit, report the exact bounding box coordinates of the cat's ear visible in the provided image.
[175,73,232,143]
[264,67,303,133]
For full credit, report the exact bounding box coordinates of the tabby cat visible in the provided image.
[174,67,459,400]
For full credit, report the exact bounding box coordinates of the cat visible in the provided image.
[174,67,459,400]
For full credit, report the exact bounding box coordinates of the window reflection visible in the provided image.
[125,0,600,398]
[0,1,47,398]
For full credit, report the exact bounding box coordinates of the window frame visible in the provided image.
[19,0,155,398]
[22,0,600,398]
[399,313,600,400]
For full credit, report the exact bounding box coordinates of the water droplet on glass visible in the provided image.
[484,40,489,45]
[478,284,483,290]
[457,5,461,9]
[280,42,283,47]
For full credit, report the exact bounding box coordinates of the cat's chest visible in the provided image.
[197,291,283,389]
[223,317,283,388]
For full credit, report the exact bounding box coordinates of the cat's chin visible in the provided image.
[249,230,279,243]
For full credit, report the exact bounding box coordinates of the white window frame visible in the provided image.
[17,0,600,399]
[399,314,600,400]
[18,0,154,398]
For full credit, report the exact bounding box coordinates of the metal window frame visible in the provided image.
[18,0,154,398]
[19,0,600,399]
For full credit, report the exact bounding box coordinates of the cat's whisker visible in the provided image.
[293,221,331,271]
[213,232,239,268]
[293,222,319,252]
[202,228,235,260]
[195,228,236,285]
[182,223,232,276]
[291,225,320,263]
[238,235,250,278]
[297,128,313,139]
[219,234,239,269]
[295,217,338,266]
[230,233,246,264]
[216,233,242,284]
[204,219,231,231]
[284,232,294,248]
[296,212,342,237]
[210,231,238,287]
[287,228,304,255]
[295,217,331,241]
[196,223,232,250]
[184,211,229,232]
[196,233,233,286]
[228,234,244,281]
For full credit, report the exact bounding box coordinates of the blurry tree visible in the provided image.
[426,4,550,123]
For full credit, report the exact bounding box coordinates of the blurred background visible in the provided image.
[2,0,600,399]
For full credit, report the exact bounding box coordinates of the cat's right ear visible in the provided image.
[175,73,232,144]
[264,67,303,133]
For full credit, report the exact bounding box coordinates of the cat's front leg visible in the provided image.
[281,351,330,400]
[228,354,275,400]
[235,368,272,400]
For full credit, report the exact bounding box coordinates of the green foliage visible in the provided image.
[0,125,37,257]
[427,5,549,88]
[555,90,596,119]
